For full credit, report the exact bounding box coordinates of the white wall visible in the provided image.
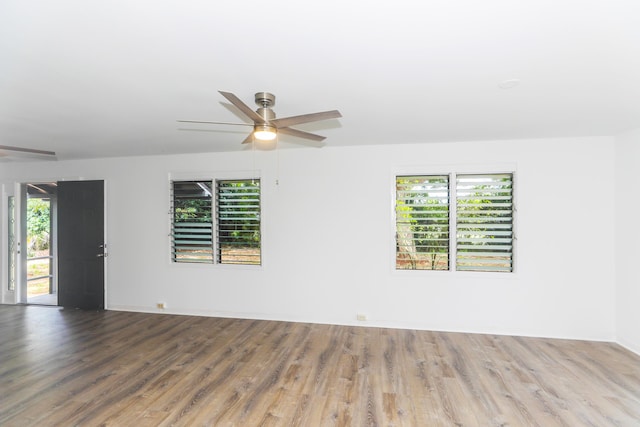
[0,136,617,341]
[615,129,640,354]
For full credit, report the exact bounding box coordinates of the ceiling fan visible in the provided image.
[178,91,342,145]
[0,145,56,159]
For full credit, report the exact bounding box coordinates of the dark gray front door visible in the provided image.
[57,180,105,309]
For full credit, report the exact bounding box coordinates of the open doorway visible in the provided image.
[25,183,57,305]
[12,180,104,309]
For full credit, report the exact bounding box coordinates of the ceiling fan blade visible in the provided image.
[0,144,56,156]
[218,91,265,124]
[177,120,252,127]
[277,127,326,142]
[270,110,342,128]
[241,133,255,144]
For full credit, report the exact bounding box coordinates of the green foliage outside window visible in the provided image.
[217,180,261,265]
[27,198,50,256]
[396,173,513,272]
[396,176,449,270]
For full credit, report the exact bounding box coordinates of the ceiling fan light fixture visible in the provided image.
[253,124,277,141]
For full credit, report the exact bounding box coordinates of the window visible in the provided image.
[171,180,214,263]
[396,176,450,270]
[216,180,261,265]
[456,174,513,272]
[171,178,261,265]
[8,196,16,291]
[395,172,514,272]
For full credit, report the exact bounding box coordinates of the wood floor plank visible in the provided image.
[1,305,640,426]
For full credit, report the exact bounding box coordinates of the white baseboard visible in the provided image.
[106,304,619,344]
[616,337,640,356]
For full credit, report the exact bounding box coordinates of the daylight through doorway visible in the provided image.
[26,183,57,306]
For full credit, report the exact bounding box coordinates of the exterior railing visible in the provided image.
[27,255,53,294]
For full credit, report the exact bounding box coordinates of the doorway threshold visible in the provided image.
[28,293,58,306]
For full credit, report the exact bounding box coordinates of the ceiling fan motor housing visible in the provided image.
[257,107,275,121]
[255,93,276,122]
[255,92,275,108]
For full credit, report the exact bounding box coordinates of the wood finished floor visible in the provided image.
[1,306,639,426]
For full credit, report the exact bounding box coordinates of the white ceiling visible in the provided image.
[1,0,639,161]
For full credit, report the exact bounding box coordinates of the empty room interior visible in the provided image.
[1,1,640,425]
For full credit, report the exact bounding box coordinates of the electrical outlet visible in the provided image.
[156,302,166,309]
[356,313,367,321]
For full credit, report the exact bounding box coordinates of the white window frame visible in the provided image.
[392,164,517,275]
[168,171,263,268]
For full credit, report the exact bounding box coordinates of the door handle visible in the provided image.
[97,243,107,257]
